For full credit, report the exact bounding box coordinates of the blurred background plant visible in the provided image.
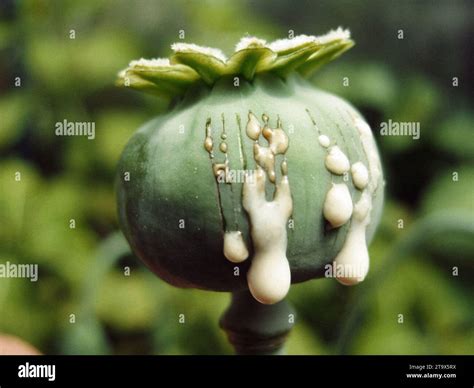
[0,0,472,355]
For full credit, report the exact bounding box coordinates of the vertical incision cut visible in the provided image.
[330,116,381,285]
[205,111,293,304]
[243,112,292,304]
[314,110,380,285]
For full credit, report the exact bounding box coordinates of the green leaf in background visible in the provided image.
[389,76,441,124]
[26,30,139,94]
[0,93,27,149]
[0,21,14,49]
[23,177,97,285]
[64,110,148,179]
[313,62,398,113]
[95,110,149,171]
[151,287,230,355]
[432,111,474,160]
[96,271,158,332]
[422,166,474,215]
[381,76,441,153]
[0,262,58,352]
[60,317,111,355]
[351,260,473,354]
[286,322,328,355]
[420,166,474,259]
[0,160,45,252]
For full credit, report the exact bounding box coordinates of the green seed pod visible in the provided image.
[116,29,384,305]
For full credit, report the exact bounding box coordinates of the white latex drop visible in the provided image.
[325,146,350,175]
[333,118,382,285]
[223,231,249,263]
[323,183,353,228]
[246,112,261,140]
[263,127,289,155]
[243,168,292,305]
[318,134,331,148]
[253,143,276,182]
[351,162,369,190]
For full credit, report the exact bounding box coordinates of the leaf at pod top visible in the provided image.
[116,27,354,100]
[116,59,201,99]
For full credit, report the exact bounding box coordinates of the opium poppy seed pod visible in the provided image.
[116,29,384,309]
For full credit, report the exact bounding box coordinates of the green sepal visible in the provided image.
[116,29,354,98]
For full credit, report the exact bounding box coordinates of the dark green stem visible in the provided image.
[220,289,295,355]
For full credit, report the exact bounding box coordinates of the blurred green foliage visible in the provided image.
[0,0,472,355]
